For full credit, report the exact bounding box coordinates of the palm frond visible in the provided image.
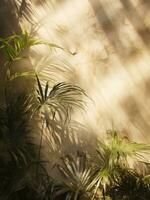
[0,92,44,199]
[0,93,35,165]
[15,0,33,23]
[0,31,41,64]
[0,31,64,66]
[111,131,150,159]
[15,0,51,23]
[96,131,150,169]
[34,75,86,122]
[54,152,93,200]
[31,55,73,84]
[90,131,150,198]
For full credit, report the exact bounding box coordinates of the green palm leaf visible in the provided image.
[90,131,150,199]
[34,75,86,122]
[0,31,64,66]
[54,152,93,200]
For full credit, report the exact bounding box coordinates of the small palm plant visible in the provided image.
[0,31,86,199]
[1,30,150,200]
[90,131,150,200]
[33,75,85,174]
[53,152,94,200]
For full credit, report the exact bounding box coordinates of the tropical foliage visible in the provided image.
[0,31,150,200]
[54,152,93,200]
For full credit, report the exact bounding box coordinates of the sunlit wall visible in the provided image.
[25,0,150,142]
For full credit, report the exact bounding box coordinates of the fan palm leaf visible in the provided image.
[54,152,93,200]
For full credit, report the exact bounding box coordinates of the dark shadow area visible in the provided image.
[89,0,150,63]
[0,1,34,104]
[0,0,21,104]
[88,0,126,60]
[0,0,21,37]
[120,0,150,49]
[141,0,150,7]
[120,91,150,142]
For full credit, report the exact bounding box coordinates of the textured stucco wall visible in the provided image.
[30,0,150,143]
